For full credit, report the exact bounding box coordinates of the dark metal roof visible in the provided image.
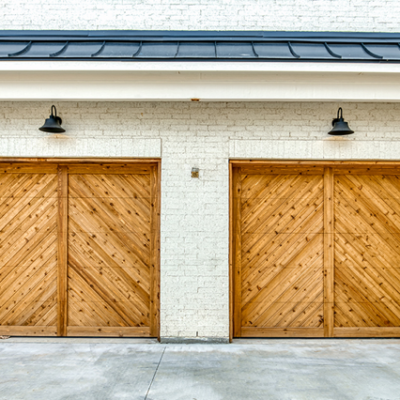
[2,31,400,62]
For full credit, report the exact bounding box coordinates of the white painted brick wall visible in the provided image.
[1,0,400,32]
[1,101,400,338]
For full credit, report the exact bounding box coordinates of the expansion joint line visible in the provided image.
[144,346,166,400]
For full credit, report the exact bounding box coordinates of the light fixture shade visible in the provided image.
[39,105,65,133]
[328,107,354,135]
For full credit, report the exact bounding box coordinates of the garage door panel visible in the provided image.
[335,267,400,327]
[242,194,323,235]
[11,278,57,327]
[242,254,323,328]
[67,288,121,327]
[246,279,323,329]
[67,265,150,328]
[235,169,325,336]
[69,172,151,202]
[24,289,57,326]
[68,262,150,327]
[69,200,151,244]
[242,231,323,296]
[0,170,58,336]
[69,229,151,274]
[0,210,57,268]
[0,177,57,234]
[68,260,150,307]
[241,175,323,231]
[287,300,324,328]
[241,172,319,200]
[67,170,154,334]
[94,173,151,202]
[0,227,57,287]
[0,173,56,203]
[335,234,400,295]
[240,174,281,200]
[233,163,400,338]
[0,255,57,326]
[336,175,400,235]
[334,173,400,330]
[68,189,151,248]
[335,232,400,274]
[76,174,152,224]
[0,162,159,337]
[68,240,150,291]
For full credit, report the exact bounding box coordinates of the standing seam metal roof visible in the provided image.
[2,31,400,62]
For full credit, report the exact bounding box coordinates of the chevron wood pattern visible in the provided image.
[232,163,400,338]
[0,162,160,338]
[334,173,400,329]
[67,172,153,335]
[236,170,325,337]
[0,171,58,336]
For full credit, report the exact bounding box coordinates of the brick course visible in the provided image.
[1,0,400,32]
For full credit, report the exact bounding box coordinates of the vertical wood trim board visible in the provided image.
[150,164,161,338]
[229,161,234,342]
[323,167,334,338]
[57,166,68,337]
[232,167,242,338]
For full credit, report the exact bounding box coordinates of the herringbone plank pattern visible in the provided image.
[240,173,324,329]
[334,174,400,327]
[0,173,58,328]
[68,173,152,329]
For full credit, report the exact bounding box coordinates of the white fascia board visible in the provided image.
[2,61,400,74]
[1,61,400,101]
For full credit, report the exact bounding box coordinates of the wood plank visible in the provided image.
[229,161,234,342]
[334,327,400,337]
[0,164,58,174]
[333,168,400,176]
[67,164,152,174]
[231,160,400,168]
[149,164,160,339]
[57,166,68,337]
[324,167,334,337]
[233,167,242,337]
[241,167,325,175]
[67,326,151,337]
[0,326,57,336]
[241,327,324,337]
[0,158,160,165]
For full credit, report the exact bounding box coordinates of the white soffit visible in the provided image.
[1,62,400,101]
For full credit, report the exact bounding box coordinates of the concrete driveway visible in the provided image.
[1,338,400,400]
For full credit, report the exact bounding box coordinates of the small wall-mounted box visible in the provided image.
[191,168,199,178]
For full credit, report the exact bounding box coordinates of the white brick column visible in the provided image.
[160,135,230,340]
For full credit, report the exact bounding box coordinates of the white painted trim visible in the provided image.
[231,139,400,160]
[2,61,400,74]
[0,137,161,158]
[2,61,400,101]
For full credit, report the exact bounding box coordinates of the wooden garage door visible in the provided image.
[232,162,400,338]
[0,162,160,337]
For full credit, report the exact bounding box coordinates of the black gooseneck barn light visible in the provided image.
[39,105,65,133]
[328,107,354,135]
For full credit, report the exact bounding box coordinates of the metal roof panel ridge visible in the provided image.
[1,31,400,62]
